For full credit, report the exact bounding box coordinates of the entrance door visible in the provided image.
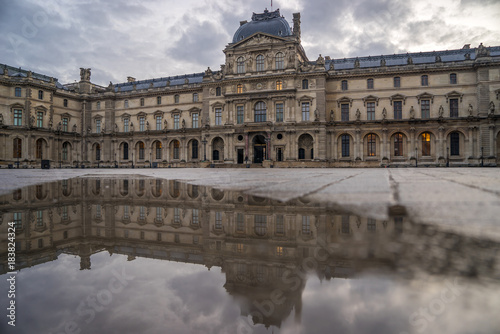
[237,149,244,164]
[277,148,283,162]
[253,135,267,163]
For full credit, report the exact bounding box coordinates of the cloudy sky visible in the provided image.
[1,0,499,86]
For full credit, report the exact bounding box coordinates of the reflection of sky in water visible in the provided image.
[1,177,499,334]
[1,253,499,334]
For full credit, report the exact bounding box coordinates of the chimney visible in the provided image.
[240,20,247,26]
[293,13,301,40]
[127,76,136,82]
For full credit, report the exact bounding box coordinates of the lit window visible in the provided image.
[256,55,265,71]
[367,78,374,89]
[421,75,428,86]
[421,133,431,156]
[276,80,282,90]
[237,84,243,94]
[301,102,310,121]
[275,52,284,70]
[276,246,283,256]
[215,108,222,125]
[367,133,376,156]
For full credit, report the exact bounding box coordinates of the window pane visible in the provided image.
[302,102,310,121]
[341,104,349,121]
[341,135,350,157]
[367,102,375,120]
[254,102,266,122]
[276,103,284,122]
[450,99,458,118]
[393,101,402,119]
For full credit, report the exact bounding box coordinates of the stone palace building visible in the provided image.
[0,8,499,168]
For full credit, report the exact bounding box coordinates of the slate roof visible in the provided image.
[324,46,500,70]
[113,72,205,92]
[0,63,68,89]
[232,9,292,43]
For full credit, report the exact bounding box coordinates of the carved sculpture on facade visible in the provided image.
[354,58,360,68]
[439,105,444,118]
[330,110,334,122]
[30,114,35,127]
[355,108,361,121]
[476,43,490,57]
[468,104,474,116]
[410,106,415,119]
[79,68,91,81]
[182,119,186,129]
[316,54,325,66]
[0,113,3,125]
[407,55,413,65]
[489,101,495,115]
[164,119,168,130]
[382,107,387,120]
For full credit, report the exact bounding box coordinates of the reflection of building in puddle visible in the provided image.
[0,177,498,328]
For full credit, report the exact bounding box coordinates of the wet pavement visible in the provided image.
[0,169,499,333]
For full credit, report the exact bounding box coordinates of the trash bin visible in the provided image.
[41,160,50,169]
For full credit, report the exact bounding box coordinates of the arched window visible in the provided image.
[450,132,460,156]
[394,133,403,156]
[155,141,162,160]
[421,133,431,156]
[173,140,180,160]
[138,142,145,160]
[256,54,265,72]
[367,134,376,156]
[95,144,101,161]
[123,143,129,160]
[302,79,308,89]
[254,101,267,122]
[276,80,282,90]
[237,57,245,73]
[36,139,43,159]
[62,142,69,161]
[275,52,284,70]
[341,135,350,157]
[237,84,243,94]
[215,87,221,96]
[191,140,199,160]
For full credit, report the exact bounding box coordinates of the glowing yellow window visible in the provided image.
[276,80,282,90]
[276,246,283,256]
[237,243,244,253]
[237,84,243,94]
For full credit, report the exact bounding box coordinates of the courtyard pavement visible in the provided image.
[1,167,499,241]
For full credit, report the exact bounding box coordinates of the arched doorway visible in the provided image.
[253,135,266,163]
[298,133,314,160]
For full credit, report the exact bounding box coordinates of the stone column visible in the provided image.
[409,127,416,158]
[438,126,445,159]
[381,128,388,159]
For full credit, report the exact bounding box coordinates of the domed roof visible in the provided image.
[232,9,292,43]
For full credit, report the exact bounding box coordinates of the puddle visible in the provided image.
[0,177,499,333]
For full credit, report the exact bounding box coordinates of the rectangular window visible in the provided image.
[193,93,198,102]
[302,216,310,234]
[15,87,22,97]
[275,215,284,235]
[341,80,348,91]
[421,100,430,119]
[367,102,375,120]
[37,112,43,128]
[192,209,199,225]
[174,114,180,129]
[341,104,349,121]
[367,218,376,232]
[341,135,350,157]
[215,212,222,229]
[237,106,244,124]
[342,215,350,234]
[367,78,374,89]
[237,213,244,232]
[96,119,101,133]
[139,117,145,131]
[157,96,161,105]
[62,118,68,132]
[124,205,130,219]
[192,113,199,128]
[156,115,162,130]
[450,99,459,118]
[38,90,43,100]
[301,102,310,121]
[124,118,129,132]
[14,213,22,229]
[215,108,222,125]
[36,210,43,225]
[140,206,146,221]
[393,101,402,119]
[14,109,22,126]
[276,103,284,122]
[421,75,429,86]
[394,77,401,88]
[450,73,457,84]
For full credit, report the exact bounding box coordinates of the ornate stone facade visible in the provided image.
[1,9,499,168]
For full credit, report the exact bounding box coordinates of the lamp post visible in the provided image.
[415,147,418,167]
[202,138,207,161]
[149,151,152,168]
[132,152,134,169]
[481,147,484,167]
[446,147,449,167]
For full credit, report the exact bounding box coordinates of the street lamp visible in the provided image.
[481,147,484,167]
[202,138,207,161]
[149,151,152,168]
[446,147,449,167]
[415,147,418,167]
